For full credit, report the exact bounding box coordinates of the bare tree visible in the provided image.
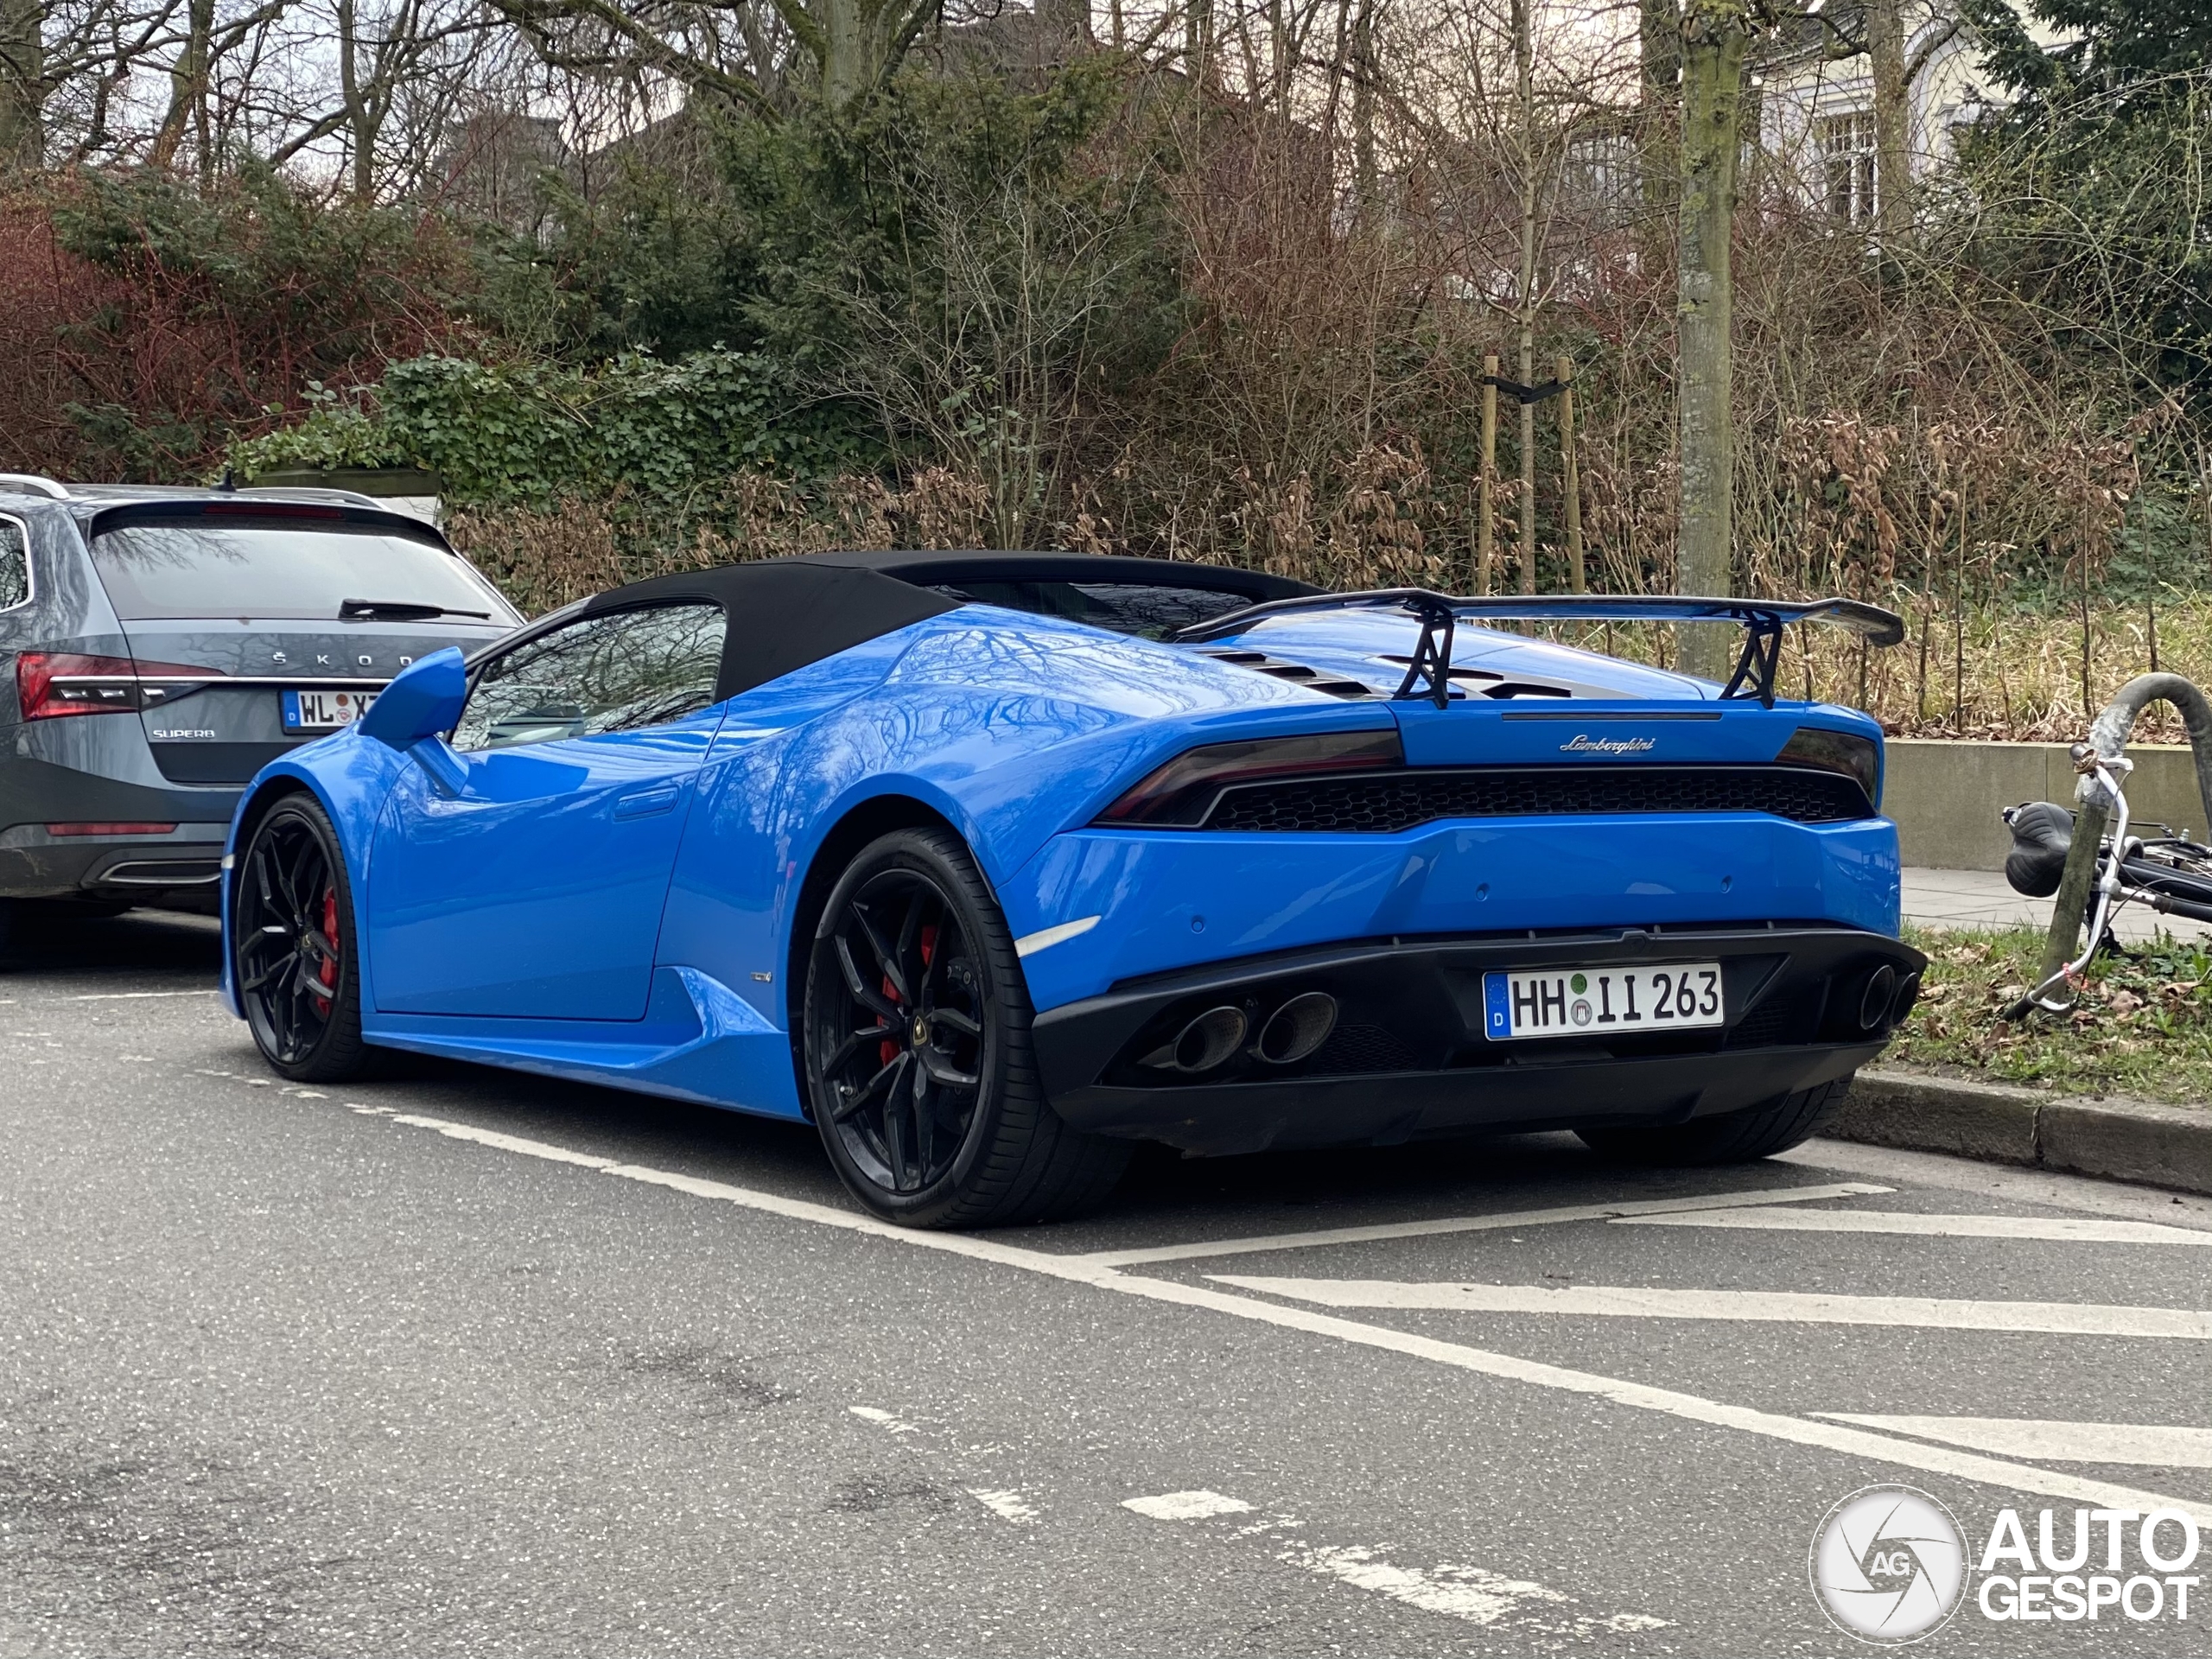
[1674,0,1751,671]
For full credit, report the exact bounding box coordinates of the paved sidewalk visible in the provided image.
[1903,865,2212,942]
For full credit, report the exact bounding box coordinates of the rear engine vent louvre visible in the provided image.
[1201,765,1875,833]
[1197,648,1374,699]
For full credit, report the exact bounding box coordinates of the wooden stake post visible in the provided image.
[1477,353,1498,594]
[1556,353,1584,595]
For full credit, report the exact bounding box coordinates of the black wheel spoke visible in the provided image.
[914,1044,978,1090]
[909,1067,933,1183]
[835,937,902,1021]
[833,1052,908,1123]
[929,1007,980,1038]
[851,904,910,1006]
[824,1022,896,1075]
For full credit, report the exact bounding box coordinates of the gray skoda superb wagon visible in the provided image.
[0,476,520,945]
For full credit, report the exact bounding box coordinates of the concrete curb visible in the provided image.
[1832,1069,2212,1197]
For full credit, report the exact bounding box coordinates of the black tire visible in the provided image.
[233,793,380,1083]
[801,828,1131,1229]
[1575,1075,1854,1166]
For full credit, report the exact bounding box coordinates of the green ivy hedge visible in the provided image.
[232,349,876,505]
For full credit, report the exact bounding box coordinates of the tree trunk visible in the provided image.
[1865,0,1912,242]
[0,0,43,169]
[1513,0,1537,594]
[338,0,374,199]
[1349,0,1376,224]
[152,0,215,174]
[1675,0,1748,679]
[1638,0,1677,205]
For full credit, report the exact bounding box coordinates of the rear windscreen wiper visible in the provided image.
[339,599,493,621]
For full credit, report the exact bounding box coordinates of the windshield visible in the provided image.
[89,518,519,623]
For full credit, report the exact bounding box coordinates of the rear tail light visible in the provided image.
[1776,725,1880,806]
[48,822,178,836]
[16,652,225,720]
[1096,729,1404,826]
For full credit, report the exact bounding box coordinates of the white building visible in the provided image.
[1754,0,2055,223]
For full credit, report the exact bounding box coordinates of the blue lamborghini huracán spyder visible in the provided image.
[219,551,1923,1227]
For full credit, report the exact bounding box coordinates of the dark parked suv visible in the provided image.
[0,475,521,945]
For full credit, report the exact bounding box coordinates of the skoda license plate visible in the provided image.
[283,688,375,734]
[1483,963,1724,1041]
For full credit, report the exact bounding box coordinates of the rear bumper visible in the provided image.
[0,824,228,899]
[1033,925,1923,1154]
[0,748,237,899]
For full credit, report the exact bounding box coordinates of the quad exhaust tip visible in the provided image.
[1143,1006,1249,1073]
[1889,969,1923,1027]
[1858,964,1897,1033]
[1256,991,1338,1065]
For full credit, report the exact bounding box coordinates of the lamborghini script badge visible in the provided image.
[1560,734,1656,754]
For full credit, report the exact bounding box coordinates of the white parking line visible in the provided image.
[1123,1490,1253,1520]
[849,1405,918,1433]
[1815,1416,2212,1468]
[1277,1539,1668,1633]
[67,989,213,1001]
[332,1106,2212,1526]
[1067,1181,1893,1267]
[1119,1491,1670,1631]
[1618,1207,2212,1245]
[966,1488,1040,1524]
[1208,1277,2212,1339]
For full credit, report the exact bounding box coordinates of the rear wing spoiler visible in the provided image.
[1174,589,1905,709]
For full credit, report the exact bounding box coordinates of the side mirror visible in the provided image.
[357,647,468,750]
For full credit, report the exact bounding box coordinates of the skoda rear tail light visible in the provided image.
[16,652,225,720]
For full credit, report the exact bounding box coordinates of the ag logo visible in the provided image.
[1809,1485,1970,1644]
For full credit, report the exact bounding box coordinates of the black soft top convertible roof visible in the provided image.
[571,551,1319,701]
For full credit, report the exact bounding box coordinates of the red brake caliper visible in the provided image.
[314,886,340,1013]
[877,925,938,1068]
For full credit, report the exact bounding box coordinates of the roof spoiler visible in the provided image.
[1174,589,1905,709]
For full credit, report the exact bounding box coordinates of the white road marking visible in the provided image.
[1282,1541,1564,1622]
[1210,1277,2212,1339]
[1123,1490,1254,1520]
[1618,1207,2212,1245]
[1779,1140,2212,1230]
[1815,1416,2212,1468]
[1013,915,1101,958]
[328,1107,2212,1526]
[67,988,213,1001]
[1069,1181,1894,1267]
[1279,1541,1669,1634]
[849,1405,918,1433]
[966,1488,1040,1524]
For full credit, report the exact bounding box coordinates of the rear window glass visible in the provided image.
[929,579,1258,640]
[89,517,517,623]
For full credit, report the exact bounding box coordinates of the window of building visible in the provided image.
[1819,111,1878,225]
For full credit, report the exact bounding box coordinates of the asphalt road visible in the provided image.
[6,909,2212,1656]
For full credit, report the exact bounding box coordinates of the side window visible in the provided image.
[451,602,727,753]
[0,518,28,611]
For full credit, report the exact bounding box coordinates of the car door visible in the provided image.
[365,600,728,1020]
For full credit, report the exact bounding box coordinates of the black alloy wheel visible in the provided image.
[234,795,376,1081]
[802,829,1130,1229]
[816,860,988,1194]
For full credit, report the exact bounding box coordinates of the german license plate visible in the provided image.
[282,688,376,733]
[1482,963,1724,1041]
